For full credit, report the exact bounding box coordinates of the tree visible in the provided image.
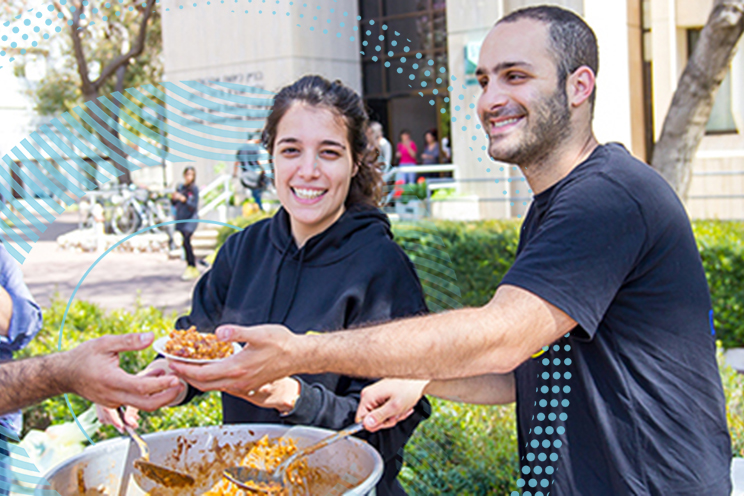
[651,0,744,200]
[15,0,162,185]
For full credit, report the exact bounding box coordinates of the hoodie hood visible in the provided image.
[268,205,393,266]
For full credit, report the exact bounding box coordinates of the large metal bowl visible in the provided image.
[36,424,383,495]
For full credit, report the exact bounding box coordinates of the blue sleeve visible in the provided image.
[501,174,646,339]
[0,245,42,353]
[281,241,430,466]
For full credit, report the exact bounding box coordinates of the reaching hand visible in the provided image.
[64,333,184,411]
[96,403,140,433]
[169,324,301,395]
[235,377,301,414]
[356,379,429,432]
[95,358,183,432]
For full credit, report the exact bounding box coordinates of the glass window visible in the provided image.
[687,29,737,133]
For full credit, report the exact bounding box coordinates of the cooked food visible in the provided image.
[164,327,234,360]
[204,435,340,496]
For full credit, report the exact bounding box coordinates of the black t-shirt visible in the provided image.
[500,143,731,495]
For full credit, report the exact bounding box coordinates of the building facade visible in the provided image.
[160,0,743,219]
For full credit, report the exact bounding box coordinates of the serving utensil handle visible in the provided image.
[118,406,149,461]
[278,422,365,472]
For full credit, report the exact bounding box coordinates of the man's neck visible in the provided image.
[521,132,599,195]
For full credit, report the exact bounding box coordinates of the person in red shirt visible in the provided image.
[395,130,418,184]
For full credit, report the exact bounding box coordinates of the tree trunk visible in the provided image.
[83,89,132,185]
[650,0,744,201]
[59,0,157,186]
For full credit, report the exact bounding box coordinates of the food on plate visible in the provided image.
[164,326,234,360]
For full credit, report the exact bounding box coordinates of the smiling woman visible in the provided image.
[95,75,431,496]
[270,103,358,247]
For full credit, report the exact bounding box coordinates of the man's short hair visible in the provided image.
[498,5,599,109]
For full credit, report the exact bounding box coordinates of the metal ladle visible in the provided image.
[223,422,365,493]
[117,407,195,489]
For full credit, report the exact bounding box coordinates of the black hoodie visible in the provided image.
[176,205,431,495]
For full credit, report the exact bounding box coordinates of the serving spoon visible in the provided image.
[117,407,196,489]
[223,422,365,493]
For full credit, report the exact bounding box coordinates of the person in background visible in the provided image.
[171,166,200,281]
[420,128,441,179]
[441,134,452,162]
[395,130,418,184]
[0,242,42,495]
[370,122,393,175]
[420,129,440,166]
[234,135,268,211]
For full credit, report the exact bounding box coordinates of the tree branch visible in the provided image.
[95,0,157,87]
[651,0,744,199]
[53,0,93,95]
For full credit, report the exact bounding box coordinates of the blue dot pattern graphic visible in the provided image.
[509,335,573,495]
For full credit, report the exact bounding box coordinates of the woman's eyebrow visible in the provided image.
[320,140,346,149]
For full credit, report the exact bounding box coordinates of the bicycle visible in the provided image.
[111,185,174,238]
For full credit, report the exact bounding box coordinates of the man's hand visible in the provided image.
[95,358,186,432]
[169,325,301,394]
[355,379,428,432]
[64,333,184,411]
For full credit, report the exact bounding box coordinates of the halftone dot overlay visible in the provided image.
[0,1,563,494]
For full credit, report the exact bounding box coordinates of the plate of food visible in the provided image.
[153,326,241,364]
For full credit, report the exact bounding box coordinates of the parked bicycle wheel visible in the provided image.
[112,201,141,235]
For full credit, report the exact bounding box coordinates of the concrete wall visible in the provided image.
[159,0,361,188]
[445,0,507,218]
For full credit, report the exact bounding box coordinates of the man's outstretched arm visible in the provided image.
[170,285,576,397]
[0,333,183,416]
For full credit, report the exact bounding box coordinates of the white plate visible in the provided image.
[152,335,242,364]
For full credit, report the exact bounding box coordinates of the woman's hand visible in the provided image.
[235,377,301,414]
[355,379,429,432]
[96,403,140,433]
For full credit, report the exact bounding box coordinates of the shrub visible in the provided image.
[215,211,271,248]
[693,221,744,349]
[392,219,521,310]
[718,343,744,457]
[401,399,519,495]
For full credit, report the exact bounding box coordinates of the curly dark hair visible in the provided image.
[262,75,383,208]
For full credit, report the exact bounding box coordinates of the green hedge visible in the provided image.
[692,221,744,348]
[400,400,518,495]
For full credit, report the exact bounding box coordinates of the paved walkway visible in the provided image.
[18,212,202,318]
